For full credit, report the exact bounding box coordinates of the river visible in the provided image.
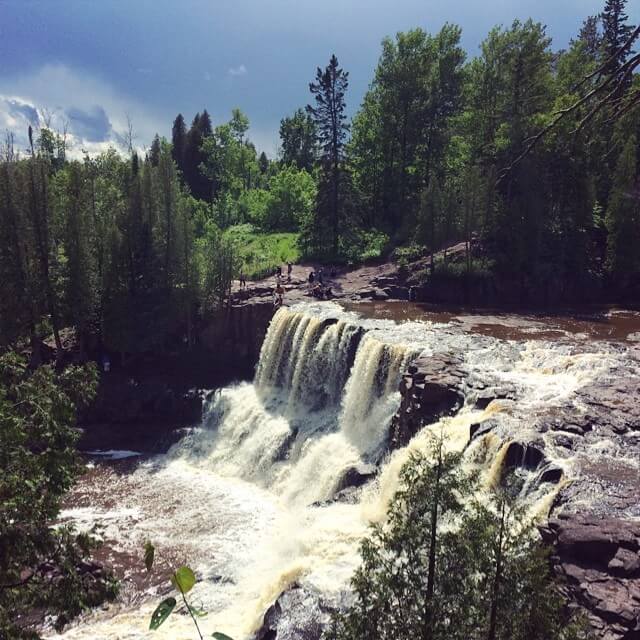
[52,302,640,639]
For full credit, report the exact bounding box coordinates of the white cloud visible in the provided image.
[228,64,247,77]
[0,64,165,158]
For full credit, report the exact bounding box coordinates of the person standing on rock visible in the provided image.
[287,262,293,282]
[239,271,246,290]
[308,270,315,291]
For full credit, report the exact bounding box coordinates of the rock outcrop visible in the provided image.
[389,353,465,449]
[388,341,640,640]
[201,300,276,372]
[541,515,640,639]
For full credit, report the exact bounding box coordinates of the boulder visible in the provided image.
[389,353,465,449]
[335,464,377,494]
[254,584,335,640]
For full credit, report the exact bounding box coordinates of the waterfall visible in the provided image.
[174,307,409,506]
[340,334,417,456]
[54,302,621,640]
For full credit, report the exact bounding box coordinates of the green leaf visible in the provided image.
[144,540,155,572]
[171,565,196,594]
[212,633,234,640]
[149,597,176,630]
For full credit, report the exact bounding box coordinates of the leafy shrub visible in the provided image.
[0,353,118,638]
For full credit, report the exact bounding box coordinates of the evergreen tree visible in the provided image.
[307,54,349,256]
[329,441,589,640]
[601,0,635,74]
[576,15,602,58]
[184,111,214,200]
[258,151,269,175]
[171,113,187,173]
[149,134,161,167]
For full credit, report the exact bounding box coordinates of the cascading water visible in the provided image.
[53,302,632,640]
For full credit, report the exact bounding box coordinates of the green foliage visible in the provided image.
[605,132,640,278]
[224,224,300,279]
[0,352,118,638]
[145,551,234,640]
[172,566,196,594]
[279,108,317,171]
[196,221,241,310]
[306,54,350,257]
[327,435,589,640]
[0,139,243,357]
[149,597,177,630]
[144,541,155,573]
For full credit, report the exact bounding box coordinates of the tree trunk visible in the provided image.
[487,499,506,640]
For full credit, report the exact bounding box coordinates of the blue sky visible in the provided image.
[1,0,637,157]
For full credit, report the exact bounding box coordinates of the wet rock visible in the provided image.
[389,353,465,449]
[537,464,564,485]
[372,288,389,301]
[254,584,335,640]
[504,441,546,471]
[473,388,516,410]
[470,418,499,441]
[335,464,377,493]
[273,428,299,462]
[85,377,203,427]
[540,515,640,639]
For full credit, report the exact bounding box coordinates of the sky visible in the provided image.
[1,0,638,158]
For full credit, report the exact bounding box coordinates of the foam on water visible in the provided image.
[53,302,632,639]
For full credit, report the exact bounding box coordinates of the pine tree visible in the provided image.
[171,114,187,173]
[328,443,589,640]
[184,112,214,200]
[601,0,635,73]
[149,134,161,167]
[258,151,269,175]
[576,15,602,58]
[307,54,349,256]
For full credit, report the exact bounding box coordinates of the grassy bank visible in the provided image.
[225,224,301,279]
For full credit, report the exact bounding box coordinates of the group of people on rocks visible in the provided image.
[238,261,338,307]
[307,267,335,300]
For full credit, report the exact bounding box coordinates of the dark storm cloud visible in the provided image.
[6,98,39,126]
[65,105,112,142]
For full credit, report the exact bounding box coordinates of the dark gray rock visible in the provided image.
[389,353,465,449]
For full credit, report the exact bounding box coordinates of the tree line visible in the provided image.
[163,0,639,297]
[1,0,637,361]
[0,133,244,363]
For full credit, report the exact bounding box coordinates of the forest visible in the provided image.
[1,0,638,361]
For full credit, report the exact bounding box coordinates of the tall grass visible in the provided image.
[224,224,301,280]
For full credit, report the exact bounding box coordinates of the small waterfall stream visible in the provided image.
[53,302,631,640]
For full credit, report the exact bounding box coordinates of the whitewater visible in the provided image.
[52,302,634,640]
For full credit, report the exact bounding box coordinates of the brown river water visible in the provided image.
[52,301,639,639]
